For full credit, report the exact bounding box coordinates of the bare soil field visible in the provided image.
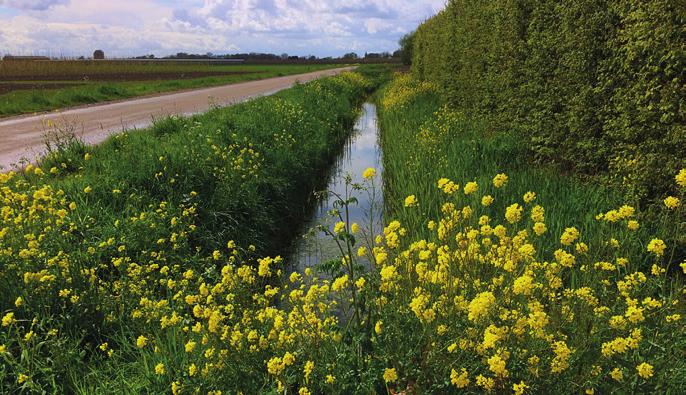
[0,70,254,83]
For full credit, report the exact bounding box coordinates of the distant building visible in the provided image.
[93,50,105,60]
[2,55,50,61]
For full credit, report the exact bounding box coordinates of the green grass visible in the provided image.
[365,73,686,394]
[0,64,343,118]
[377,77,683,271]
[1,66,683,394]
[0,68,389,393]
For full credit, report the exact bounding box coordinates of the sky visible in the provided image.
[0,0,445,58]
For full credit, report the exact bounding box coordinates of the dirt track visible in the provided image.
[0,67,353,170]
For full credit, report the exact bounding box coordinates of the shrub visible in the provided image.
[411,0,685,204]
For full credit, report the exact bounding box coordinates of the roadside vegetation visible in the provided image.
[0,61,343,118]
[3,54,682,392]
[0,2,682,393]
[411,0,684,205]
[375,74,685,393]
[0,68,388,393]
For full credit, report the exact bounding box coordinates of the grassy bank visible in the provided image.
[0,68,384,392]
[0,63,341,118]
[373,74,685,392]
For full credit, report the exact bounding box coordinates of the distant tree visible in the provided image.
[93,49,105,60]
[398,31,415,65]
[342,52,359,60]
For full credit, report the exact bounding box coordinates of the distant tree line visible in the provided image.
[130,52,401,63]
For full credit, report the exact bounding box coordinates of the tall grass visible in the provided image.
[370,73,685,392]
[0,69,384,393]
[378,74,684,270]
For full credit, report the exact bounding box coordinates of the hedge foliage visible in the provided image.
[412,0,685,203]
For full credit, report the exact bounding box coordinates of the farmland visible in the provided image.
[0,0,684,394]
[0,60,342,117]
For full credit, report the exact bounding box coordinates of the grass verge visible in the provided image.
[0,67,385,393]
[372,73,685,392]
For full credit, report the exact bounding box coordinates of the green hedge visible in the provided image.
[412,0,685,203]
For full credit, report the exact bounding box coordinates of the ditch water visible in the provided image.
[287,102,383,273]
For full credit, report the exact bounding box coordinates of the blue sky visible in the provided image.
[0,0,445,58]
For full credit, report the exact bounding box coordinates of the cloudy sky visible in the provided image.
[0,0,445,58]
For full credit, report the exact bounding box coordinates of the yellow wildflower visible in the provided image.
[464,181,478,195]
[304,361,314,381]
[450,368,469,388]
[334,221,346,234]
[2,312,16,327]
[636,362,653,379]
[332,274,349,292]
[664,196,680,209]
[505,203,523,224]
[627,220,639,231]
[533,222,547,236]
[136,335,148,348]
[676,168,686,188]
[647,239,666,256]
[610,368,623,381]
[362,167,376,180]
[523,191,536,203]
[560,227,580,246]
[468,291,496,321]
[487,354,508,377]
[404,194,418,207]
[383,368,398,383]
[513,381,529,395]
[493,173,508,188]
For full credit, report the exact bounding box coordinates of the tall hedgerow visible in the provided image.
[412,0,685,203]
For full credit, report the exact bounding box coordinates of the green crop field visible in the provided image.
[0,60,342,117]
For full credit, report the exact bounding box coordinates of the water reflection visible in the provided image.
[288,103,383,273]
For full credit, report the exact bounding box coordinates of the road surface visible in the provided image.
[0,66,354,170]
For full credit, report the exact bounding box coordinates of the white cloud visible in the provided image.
[1,0,69,11]
[0,0,445,57]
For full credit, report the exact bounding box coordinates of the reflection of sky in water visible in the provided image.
[289,103,383,274]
